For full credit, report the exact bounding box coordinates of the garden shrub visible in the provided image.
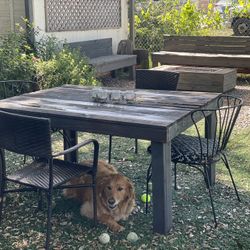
[0,24,98,89]
[135,0,222,51]
[35,48,98,89]
[35,35,62,61]
[232,0,250,18]
[0,32,35,81]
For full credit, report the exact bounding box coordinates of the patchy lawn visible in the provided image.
[0,127,249,249]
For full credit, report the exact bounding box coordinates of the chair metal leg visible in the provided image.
[145,163,152,214]
[45,191,53,250]
[0,149,5,223]
[173,163,177,190]
[37,189,43,211]
[204,166,218,227]
[0,181,5,223]
[203,167,210,190]
[134,139,138,154]
[92,174,97,226]
[221,153,241,202]
[111,70,116,78]
[108,135,112,163]
[128,65,136,80]
[23,155,27,164]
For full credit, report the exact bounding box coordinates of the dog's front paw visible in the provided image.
[111,223,125,233]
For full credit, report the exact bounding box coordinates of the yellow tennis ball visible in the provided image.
[141,193,151,203]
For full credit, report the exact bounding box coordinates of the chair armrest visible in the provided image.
[52,139,99,158]
[52,138,99,173]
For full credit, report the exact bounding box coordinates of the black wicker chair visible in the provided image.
[135,69,179,90]
[0,80,74,153]
[0,111,99,249]
[108,70,180,163]
[0,80,69,160]
[146,95,243,225]
[0,80,39,99]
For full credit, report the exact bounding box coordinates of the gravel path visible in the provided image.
[229,84,250,129]
[100,76,250,129]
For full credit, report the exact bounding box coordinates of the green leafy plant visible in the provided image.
[135,0,223,51]
[35,48,98,89]
[0,32,35,81]
[232,0,250,18]
[0,22,98,89]
[34,35,62,61]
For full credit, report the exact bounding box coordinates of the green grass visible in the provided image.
[0,128,249,249]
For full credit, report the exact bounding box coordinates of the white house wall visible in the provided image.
[32,0,129,53]
[0,0,25,36]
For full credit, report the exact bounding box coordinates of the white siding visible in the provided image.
[13,0,26,31]
[0,0,11,35]
[32,0,129,54]
[0,0,25,36]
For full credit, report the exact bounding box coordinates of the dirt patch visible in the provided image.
[99,76,134,89]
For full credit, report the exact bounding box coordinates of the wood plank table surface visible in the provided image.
[0,85,220,235]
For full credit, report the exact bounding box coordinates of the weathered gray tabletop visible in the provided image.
[0,85,220,234]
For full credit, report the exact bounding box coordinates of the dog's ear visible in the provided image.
[97,175,111,200]
[125,178,135,201]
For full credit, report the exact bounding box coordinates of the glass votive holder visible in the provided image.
[123,90,136,103]
[91,89,99,101]
[110,90,121,103]
[98,90,109,103]
[91,89,110,103]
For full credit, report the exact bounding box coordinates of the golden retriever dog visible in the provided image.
[63,160,135,232]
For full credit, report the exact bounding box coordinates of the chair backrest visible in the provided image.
[117,39,133,55]
[0,111,52,158]
[67,38,113,58]
[0,80,39,99]
[135,69,179,90]
[191,95,243,164]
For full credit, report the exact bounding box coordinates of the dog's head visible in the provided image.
[98,173,135,210]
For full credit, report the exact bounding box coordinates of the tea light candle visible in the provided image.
[123,90,136,103]
[110,90,121,103]
[98,90,109,103]
[91,89,99,101]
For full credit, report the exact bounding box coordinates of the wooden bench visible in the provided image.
[151,35,250,73]
[67,38,137,79]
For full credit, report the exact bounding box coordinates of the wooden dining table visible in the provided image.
[0,85,220,234]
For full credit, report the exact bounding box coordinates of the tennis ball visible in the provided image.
[98,233,110,244]
[141,193,151,203]
[127,232,139,242]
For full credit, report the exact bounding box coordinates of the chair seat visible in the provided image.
[171,134,218,165]
[7,159,92,190]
